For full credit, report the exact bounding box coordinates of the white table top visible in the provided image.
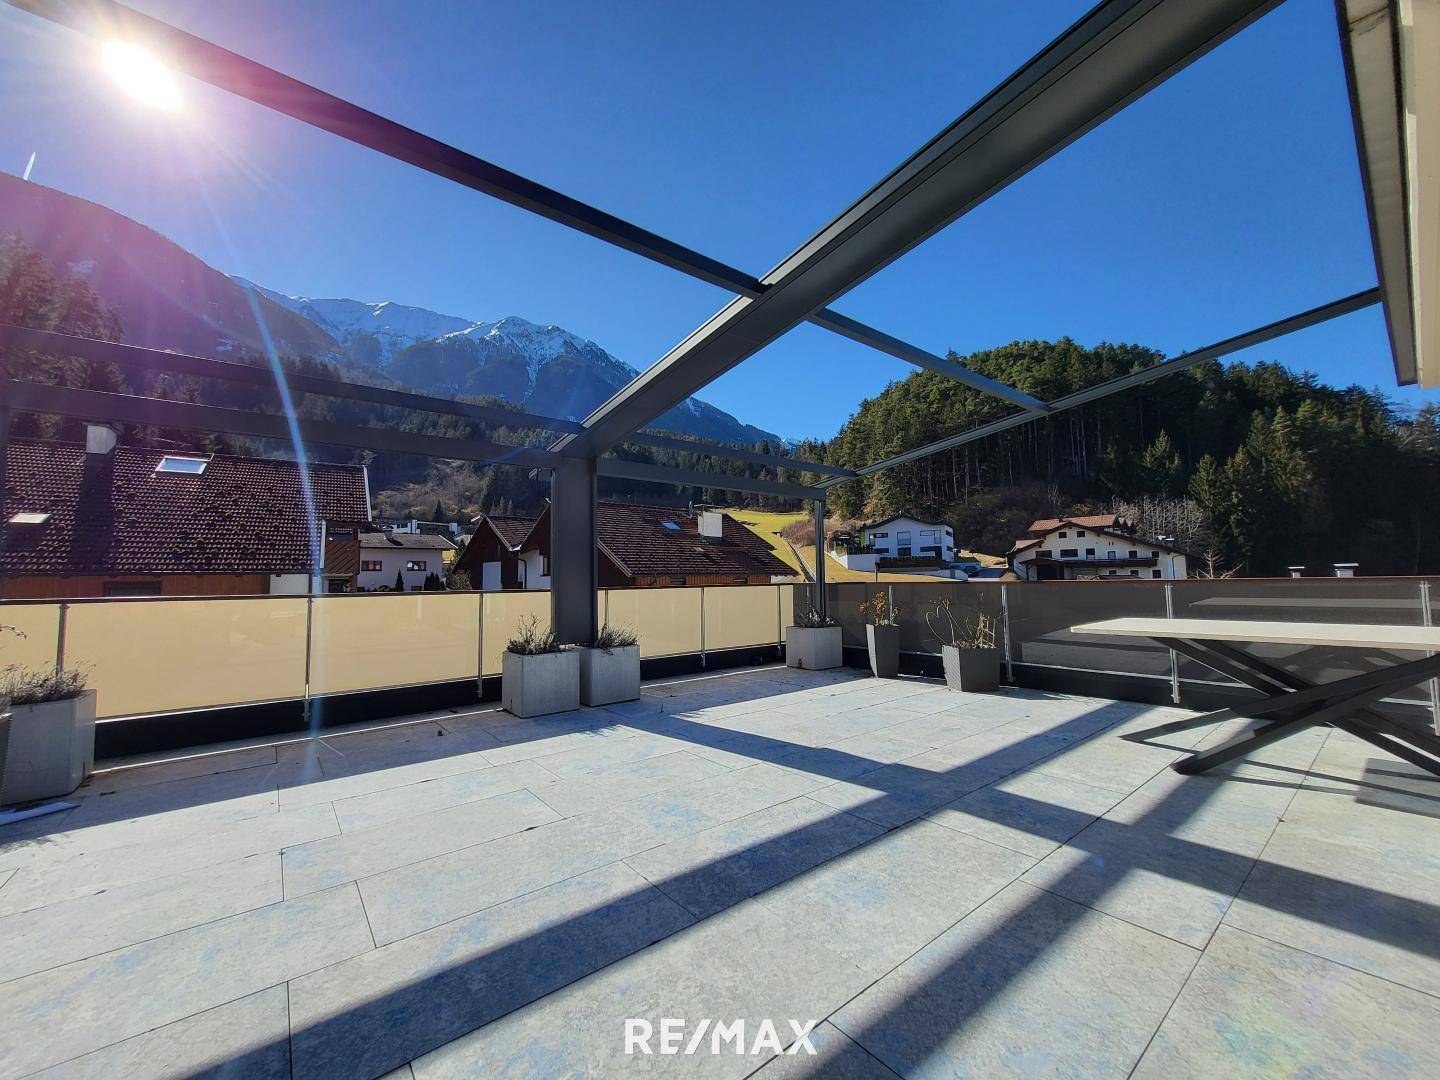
[1070,617,1440,652]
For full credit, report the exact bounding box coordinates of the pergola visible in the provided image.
[1,0,1431,642]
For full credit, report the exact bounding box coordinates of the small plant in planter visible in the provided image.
[859,591,902,679]
[926,599,1001,693]
[0,659,97,806]
[786,603,843,671]
[578,623,641,706]
[500,615,579,718]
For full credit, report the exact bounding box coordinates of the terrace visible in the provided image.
[3,0,1440,1075]
[2,659,1438,1078]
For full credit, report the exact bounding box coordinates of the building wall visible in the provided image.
[1,573,269,599]
[355,549,442,591]
[862,517,955,560]
[1013,527,1187,580]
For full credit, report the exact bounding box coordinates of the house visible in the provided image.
[456,514,536,591]
[860,515,956,562]
[0,426,371,598]
[1009,513,1188,580]
[356,530,457,591]
[454,503,795,589]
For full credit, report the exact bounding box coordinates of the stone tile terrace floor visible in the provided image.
[3,665,1440,1078]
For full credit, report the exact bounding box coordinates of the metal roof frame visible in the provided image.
[0,0,1396,550]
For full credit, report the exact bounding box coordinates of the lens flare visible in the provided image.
[102,41,180,110]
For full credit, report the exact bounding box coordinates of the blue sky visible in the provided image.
[0,0,1428,441]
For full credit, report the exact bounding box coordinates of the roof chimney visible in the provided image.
[698,511,724,539]
[1334,562,1358,578]
[1287,565,1305,578]
[85,423,117,456]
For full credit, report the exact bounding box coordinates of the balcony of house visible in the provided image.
[3,576,1440,1077]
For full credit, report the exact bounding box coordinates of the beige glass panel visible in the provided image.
[482,591,552,675]
[65,598,308,718]
[0,604,62,673]
[778,584,795,633]
[310,593,481,695]
[602,588,701,658]
[703,585,782,651]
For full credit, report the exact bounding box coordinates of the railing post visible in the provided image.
[699,586,707,669]
[1420,581,1439,736]
[812,499,827,620]
[55,600,68,674]
[477,592,486,696]
[1165,582,1181,705]
[1000,584,1013,685]
[302,593,315,731]
[0,405,10,599]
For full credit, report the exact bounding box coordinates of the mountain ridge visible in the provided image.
[0,173,778,446]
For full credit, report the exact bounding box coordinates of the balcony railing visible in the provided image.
[4,576,1437,743]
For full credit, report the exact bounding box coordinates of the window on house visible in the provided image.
[1128,550,1138,558]
[1037,549,1052,558]
[1130,570,1140,577]
[1059,548,1079,558]
[1085,548,1095,557]
[8,511,49,525]
[871,532,888,539]
[660,520,681,531]
[541,557,551,576]
[327,578,349,593]
[405,560,427,571]
[898,531,912,544]
[1152,569,1162,578]
[360,560,382,572]
[1058,531,1068,538]
[327,526,356,540]
[1076,531,1086,537]
[155,455,208,475]
[1107,550,1118,559]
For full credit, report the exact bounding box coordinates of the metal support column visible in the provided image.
[550,457,599,645]
[1164,584,1181,705]
[812,499,826,620]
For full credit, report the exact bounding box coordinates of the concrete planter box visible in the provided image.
[501,649,580,718]
[943,646,1001,692]
[0,690,97,805]
[578,644,641,706]
[785,626,843,670]
[866,624,901,679]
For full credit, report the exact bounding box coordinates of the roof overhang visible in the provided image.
[1339,0,1439,386]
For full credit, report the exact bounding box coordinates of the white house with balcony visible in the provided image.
[355,530,456,591]
[1009,514,1187,581]
[860,515,956,562]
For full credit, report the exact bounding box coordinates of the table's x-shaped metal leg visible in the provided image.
[1125,637,1440,776]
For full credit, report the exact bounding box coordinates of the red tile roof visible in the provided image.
[1027,514,1123,534]
[2,440,370,577]
[483,515,539,549]
[594,504,792,578]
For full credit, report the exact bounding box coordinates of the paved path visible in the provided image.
[2,666,1438,1078]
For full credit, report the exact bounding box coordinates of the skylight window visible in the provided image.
[660,520,681,531]
[155,456,209,475]
[8,512,50,525]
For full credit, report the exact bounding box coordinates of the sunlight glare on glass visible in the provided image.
[102,41,181,110]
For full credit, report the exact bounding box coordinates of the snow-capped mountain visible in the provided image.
[239,280,778,445]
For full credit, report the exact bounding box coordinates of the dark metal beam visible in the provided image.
[822,288,1381,485]
[550,456,598,645]
[0,325,584,434]
[629,432,852,477]
[595,457,821,500]
[1,0,1046,413]
[5,381,558,469]
[557,0,1279,455]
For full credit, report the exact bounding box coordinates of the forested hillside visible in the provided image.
[819,340,1440,576]
[6,234,1437,576]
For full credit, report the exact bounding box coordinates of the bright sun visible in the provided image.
[102,41,180,110]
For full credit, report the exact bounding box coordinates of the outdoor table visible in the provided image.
[1069,618,1440,776]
